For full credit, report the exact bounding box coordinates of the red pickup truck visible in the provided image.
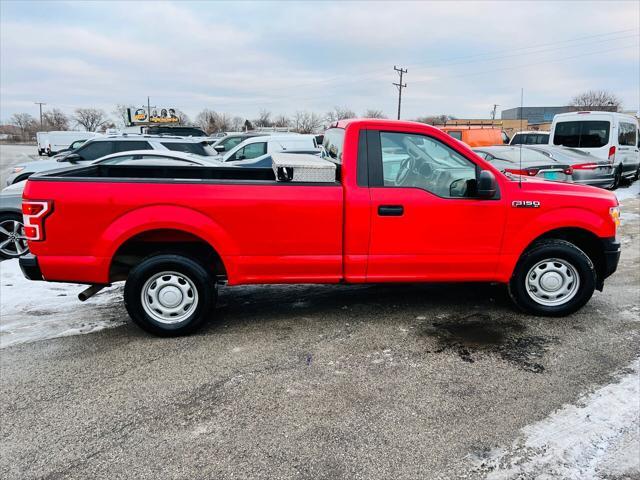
[20,119,621,336]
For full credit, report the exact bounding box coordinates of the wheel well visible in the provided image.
[531,227,606,284]
[109,229,227,283]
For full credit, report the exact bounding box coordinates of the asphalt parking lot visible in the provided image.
[1,145,638,479]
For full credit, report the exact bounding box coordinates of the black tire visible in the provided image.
[124,254,216,336]
[0,212,29,260]
[508,239,596,317]
[633,165,639,181]
[611,165,622,190]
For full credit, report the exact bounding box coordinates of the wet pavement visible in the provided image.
[0,147,638,479]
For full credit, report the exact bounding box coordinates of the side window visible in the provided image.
[233,142,267,161]
[162,142,208,155]
[618,122,637,146]
[448,131,463,141]
[115,141,151,152]
[379,132,478,198]
[76,141,114,160]
[221,137,244,150]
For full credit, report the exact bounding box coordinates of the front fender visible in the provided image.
[497,206,611,281]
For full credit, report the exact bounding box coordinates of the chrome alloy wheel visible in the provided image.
[141,271,199,324]
[0,219,28,258]
[526,258,580,307]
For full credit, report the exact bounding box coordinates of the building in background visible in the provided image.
[501,106,619,131]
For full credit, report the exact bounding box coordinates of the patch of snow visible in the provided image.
[0,259,125,348]
[616,181,639,202]
[476,358,640,479]
[620,211,640,225]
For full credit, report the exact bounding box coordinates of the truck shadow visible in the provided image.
[209,282,554,373]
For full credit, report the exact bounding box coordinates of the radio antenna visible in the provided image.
[519,88,524,189]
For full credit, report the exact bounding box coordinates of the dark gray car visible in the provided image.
[473,146,573,183]
[524,145,615,189]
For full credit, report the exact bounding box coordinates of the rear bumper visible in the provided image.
[571,168,615,188]
[19,254,43,281]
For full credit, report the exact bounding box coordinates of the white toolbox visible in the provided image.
[271,153,337,183]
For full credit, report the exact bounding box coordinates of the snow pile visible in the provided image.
[616,182,639,202]
[0,259,125,348]
[477,359,640,479]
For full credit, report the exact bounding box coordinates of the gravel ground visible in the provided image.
[0,144,638,479]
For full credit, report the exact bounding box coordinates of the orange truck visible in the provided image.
[439,126,507,147]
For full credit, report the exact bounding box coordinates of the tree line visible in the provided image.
[5,89,624,141]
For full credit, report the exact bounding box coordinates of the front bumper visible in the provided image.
[19,254,43,281]
[597,237,621,290]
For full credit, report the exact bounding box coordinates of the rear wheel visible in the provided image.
[124,254,216,336]
[0,213,29,260]
[509,239,596,316]
[611,165,622,189]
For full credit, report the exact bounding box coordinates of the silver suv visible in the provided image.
[6,135,218,185]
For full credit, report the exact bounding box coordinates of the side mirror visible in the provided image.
[214,145,226,152]
[59,153,81,163]
[477,170,498,198]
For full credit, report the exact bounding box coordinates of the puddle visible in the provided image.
[423,313,552,373]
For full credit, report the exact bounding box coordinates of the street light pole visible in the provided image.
[34,102,46,128]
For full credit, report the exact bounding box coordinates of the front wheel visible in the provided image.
[509,239,596,317]
[124,254,216,336]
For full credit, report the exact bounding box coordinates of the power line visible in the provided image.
[393,66,407,120]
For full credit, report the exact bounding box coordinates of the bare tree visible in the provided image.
[73,108,109,131]
[363,109,386,119]
[173,109,191,126]
[570,90,622,111]
[325,106,356,124]
[10,113,37,141]
[231,116,245,131]
[42,108,69,130]
[253,109,272,128]
[273,114,290,128]
[415,114,457,125]
[195,109,219,134]
[293,111,323,134]
[112,104,130,129]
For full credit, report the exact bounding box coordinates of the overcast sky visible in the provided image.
[1,0,638,123]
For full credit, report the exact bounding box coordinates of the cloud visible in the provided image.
[1,0,638,122]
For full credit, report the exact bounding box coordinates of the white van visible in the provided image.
[36,132,49,156]
[45,131,102,156]
[220,135,318,163]
[549,111,639,187]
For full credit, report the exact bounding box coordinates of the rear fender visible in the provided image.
[100,205,238,275]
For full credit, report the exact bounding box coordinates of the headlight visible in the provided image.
[609,206,621,228]
[12,166,25,173]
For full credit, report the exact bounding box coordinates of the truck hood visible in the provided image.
[509,175,618,205]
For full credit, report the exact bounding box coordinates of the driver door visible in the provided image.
[366,130,506,282]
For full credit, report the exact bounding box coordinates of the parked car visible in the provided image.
[549,111,639,188]
[209,133,269,153]
[36,132,49,156]
[0,181,27,259]
[20,119,620,336]
[509,131,550,145]
[439,126,505,146]
[145,126,208,137]
[52,139,90,157]
[43,131,102,156]
[525,145,615,189]
[219,135,318,162]
[6,135,218,185]
[472,146,573,183]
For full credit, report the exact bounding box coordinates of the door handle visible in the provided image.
[378,205,404,216]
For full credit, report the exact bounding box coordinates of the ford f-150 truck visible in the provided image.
[20,119,621,336]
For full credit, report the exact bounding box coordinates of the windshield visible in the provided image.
[553,120,610,148]
[161,142,216,156]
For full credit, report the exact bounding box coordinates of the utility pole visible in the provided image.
[393,66,407,120]
[34,102,46,127]
[147,96,151,123]
[490,104,500,120]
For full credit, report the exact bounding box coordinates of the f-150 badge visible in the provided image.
[512,200,541,208]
